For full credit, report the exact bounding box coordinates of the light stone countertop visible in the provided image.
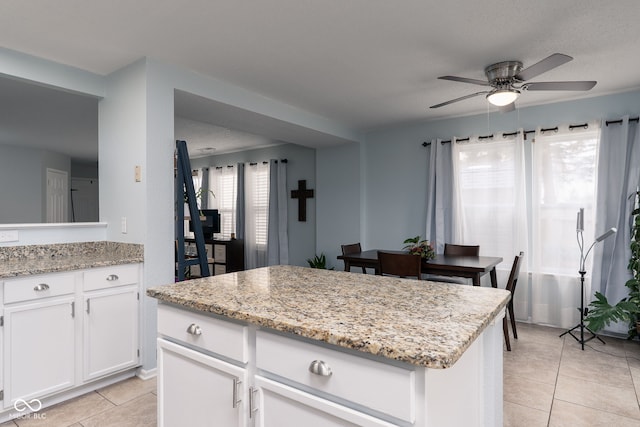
[0,242,143,278]
[147,265,511,369]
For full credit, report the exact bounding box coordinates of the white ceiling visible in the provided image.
[2,0,640,159]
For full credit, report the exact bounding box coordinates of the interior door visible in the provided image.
[46,168,68,223]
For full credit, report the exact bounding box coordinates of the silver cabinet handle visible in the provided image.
[232,378,242,408]
[249,386,258,418]
[71,301,75,318]
[106,274,119,281]
[86,298,91,314]
[309,360,333,376]
[33,283,50,292]
[186,323,202,336]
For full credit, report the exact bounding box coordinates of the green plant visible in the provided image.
[403,236,436,260]
[184,187,215,205]
[306,253,334,270]
[586,191,640,338]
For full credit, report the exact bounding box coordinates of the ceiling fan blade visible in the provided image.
[438,76,492,87]
[498,102,515,113]
[524,81,597,91]
[515,53,573,81]
[430,91,489,109]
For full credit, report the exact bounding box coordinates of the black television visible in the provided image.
[189,209,220,239]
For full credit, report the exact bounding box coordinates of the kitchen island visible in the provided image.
[147,265,510,427]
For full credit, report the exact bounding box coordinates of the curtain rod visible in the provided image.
[605,117,639,126]
[420,116,637,147]
[214,159,288,168]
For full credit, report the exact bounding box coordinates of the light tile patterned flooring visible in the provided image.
[0,323,638,426]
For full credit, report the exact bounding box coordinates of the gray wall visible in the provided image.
[316,89,640,268]
[0,144,71,223]
[192,143,316,267]
[71,160,99,179]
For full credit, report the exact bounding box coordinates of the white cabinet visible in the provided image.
[158,339,247,427]
[157,305,250,427]
[2,272,77,408]
[0,263,141,413]
[83,286,139,380]
[255,376,397,427]
[82,265,140,381]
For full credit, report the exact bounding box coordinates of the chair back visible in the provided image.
[506,251,524,294]
[377,251,422,279]
[444,243,480,256]
[341,243,362,255]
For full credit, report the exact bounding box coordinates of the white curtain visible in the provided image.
[208,165,237,240]
[244,162,269,269]
[591,117,640,334]
[425,139,453,253]
[451,132,528,291]
[267,160,289,265]
[530,122,600,327]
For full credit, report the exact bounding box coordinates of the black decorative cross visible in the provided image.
[291,180,314,222]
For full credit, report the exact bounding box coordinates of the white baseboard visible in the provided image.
[137,367,157,380]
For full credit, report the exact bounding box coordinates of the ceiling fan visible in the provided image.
[430,53,596,112]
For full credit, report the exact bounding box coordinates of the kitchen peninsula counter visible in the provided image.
[148,265,510,426]
[148,265,509,369]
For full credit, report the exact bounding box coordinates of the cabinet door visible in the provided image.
[83,286,139,381]
[3,296,76,408]
[255,376,397,427]
[158,339,246,427]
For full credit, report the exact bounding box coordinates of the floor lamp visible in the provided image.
[559,207,617,350]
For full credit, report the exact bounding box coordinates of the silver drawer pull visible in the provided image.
[232,378,242,408]
[106,274,119,281]
[308,360,332,376]
[33,283,50,292]
[186,323,202,336]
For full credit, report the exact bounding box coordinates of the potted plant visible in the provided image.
[403,236,436,260]
[307,253,334,270]
[586,191,640,338]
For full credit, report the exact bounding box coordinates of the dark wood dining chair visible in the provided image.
[426,243,481,283]
[377,251,422,279]
[444,243,480,256]
[504,251,524,351]
[341,243,367,273]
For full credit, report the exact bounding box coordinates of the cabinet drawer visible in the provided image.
[213,244,226,263]
[256,330,415,423]
[4,272,76,304]
[158,304,248,363]
[84,264,139,291]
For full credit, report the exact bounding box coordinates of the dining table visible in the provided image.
[337,249,503,287]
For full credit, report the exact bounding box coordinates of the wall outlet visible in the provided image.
[0,230,19,242]
[135,165,141,182]
[121,217,127,234]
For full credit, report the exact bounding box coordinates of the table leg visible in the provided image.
[473,274,481,286]
[344,261,351,272]
[490,268,498,288]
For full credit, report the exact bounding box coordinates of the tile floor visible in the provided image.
[0,323,638,426]
[504,322,640,426]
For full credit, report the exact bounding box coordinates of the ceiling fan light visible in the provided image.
[486,89,519,106]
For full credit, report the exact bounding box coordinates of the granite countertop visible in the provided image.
[0,242,143,278]
[147,265,511,369]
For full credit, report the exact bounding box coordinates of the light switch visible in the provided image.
[135,165,141,182]
[121,217,127,234]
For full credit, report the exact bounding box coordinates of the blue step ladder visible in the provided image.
[175,140,210,281]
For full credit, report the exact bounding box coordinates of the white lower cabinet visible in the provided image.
[158,339,247,427]
[83,285,139,381]
[3,295,76,408]
[0,264,141,414]
[157,304,411,427]
[255,376,398,427]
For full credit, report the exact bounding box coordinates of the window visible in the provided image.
[245,162,270,269]
[452,123,600,326]
[209,166,237,240]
